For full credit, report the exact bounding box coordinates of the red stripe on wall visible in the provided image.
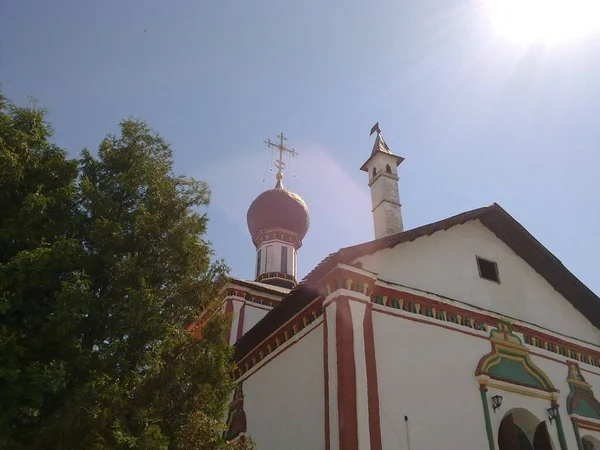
[336,297,359,450]
[225,299,234,343]
[236,302,246,341]
[364,304,382,450]
[323,310,331,450]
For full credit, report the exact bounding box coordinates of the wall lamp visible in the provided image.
[491,395,503,412]
[547,406,559,424]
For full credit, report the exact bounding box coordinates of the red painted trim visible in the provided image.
[373,304,485,339]
[373,304,572,367]
[225,299,234,343]
[319,267,600,362]
[236,303,246,341]
[226,289,281,308]
[323,310,330,450]
[364,304,382,450]
[336,297,359,450]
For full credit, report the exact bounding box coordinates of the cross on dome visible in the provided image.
[264,132,298,188]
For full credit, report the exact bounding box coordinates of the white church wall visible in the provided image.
[242,324,325,450]
[242,304,270,336]
[372,310,492,449]
[357,220,600,344]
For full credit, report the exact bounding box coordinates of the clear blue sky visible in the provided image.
[2,0,600,294]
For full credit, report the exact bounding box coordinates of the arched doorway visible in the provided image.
[533,421,553,450]
[498,408,554,450]
[582,435,600,450]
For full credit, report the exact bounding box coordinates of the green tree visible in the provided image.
[0,94,253,450]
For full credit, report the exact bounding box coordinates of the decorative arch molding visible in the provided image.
[567,362,600,419]
[582,435,600,450]
[566,362,600,450]
[476,321,557,394]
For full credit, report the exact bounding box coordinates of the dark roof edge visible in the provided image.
[233,283,319,361]
[228,277,290,297]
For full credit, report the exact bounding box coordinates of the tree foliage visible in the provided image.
[0,93,253,449]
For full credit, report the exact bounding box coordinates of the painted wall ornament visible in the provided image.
[566,361,600,419]
[476,321,556,393]
[223,383,247,442]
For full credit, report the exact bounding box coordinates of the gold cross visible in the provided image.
[264,133,298,179]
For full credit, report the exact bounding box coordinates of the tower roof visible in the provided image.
[360,122,404,171]
[246,186,310,241]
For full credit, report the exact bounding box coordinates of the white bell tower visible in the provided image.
[360,122,405,239]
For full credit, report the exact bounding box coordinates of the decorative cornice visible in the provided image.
[572,415,600,432]
[225,287,282,309]
[478,375,557,401]
[521,332,600,368]
[319,266,600,368]
[252,227,302,249]
[256,271,297,287]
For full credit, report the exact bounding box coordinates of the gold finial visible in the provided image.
[264,132,298,188]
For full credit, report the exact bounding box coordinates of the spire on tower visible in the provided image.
[264,133,298,189]
[369,121,392,155]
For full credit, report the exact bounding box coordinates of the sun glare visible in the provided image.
[488,0,600,44]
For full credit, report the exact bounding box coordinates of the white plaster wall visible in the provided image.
[242,304,270,336]
[373,311,492,449]
[370,175,400,209]
[242,325,325,450]
[357,220,600,344]
[373,201,403,239]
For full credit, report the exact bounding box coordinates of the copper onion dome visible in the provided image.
[247,182,310,241]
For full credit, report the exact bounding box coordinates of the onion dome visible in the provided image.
[247,176,310,240]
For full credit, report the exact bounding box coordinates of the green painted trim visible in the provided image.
[571,418,584,450]
[477,323,555,392]
[554,411,569,450]
[480,389,496,450]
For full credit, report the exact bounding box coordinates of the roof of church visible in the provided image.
[229,277,291,296]
[234,203,600,360]
[359,131,404,172]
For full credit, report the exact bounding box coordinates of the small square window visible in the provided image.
[477,256,500,283]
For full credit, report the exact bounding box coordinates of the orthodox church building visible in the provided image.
[219,126,600,450]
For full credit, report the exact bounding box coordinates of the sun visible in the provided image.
[487,0,600,44]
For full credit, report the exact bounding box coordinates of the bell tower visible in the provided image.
[360,123,405,239]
